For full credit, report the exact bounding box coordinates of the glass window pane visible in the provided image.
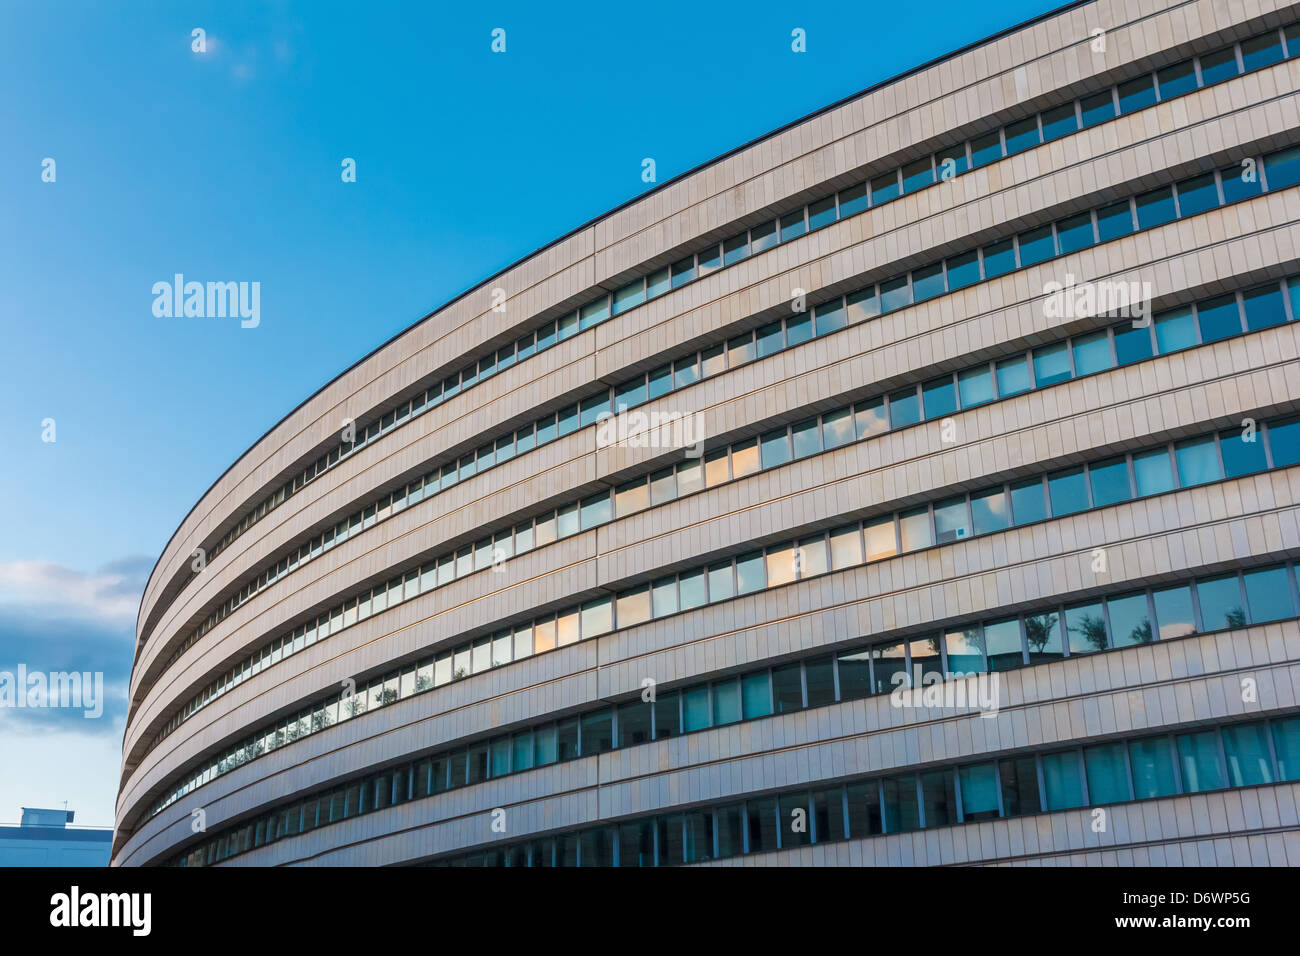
[970,487,1010,535]
[855,397,888,438]
[682,686,710,731]
[821,407,854,449]
[837,183,868,218]
[863,516,896,561]
[1065,600,1108,654]
[898,506,933,552]
[1133,447,1175,496]
[791,417,820,458]
[1055,211,1095,253]
[888,387,921,428]
[1089,456,1131,506]
[1024,611,1063,662]
[1199,46,1240,85]
[1129,736,1177,798]
[1072,329,1112,376]
[869,170,899,205]
[1095,200,1134,241]
[871,640,907,696]
[1220,426,1268,478]
[1135,186,1176,229]
[1242,283,1286,331]
[1084,743,1131,804]
[970,130,1002,168]
[879,275,911,313]
[1241,31,1285,71]
[837,650,871,701]
[755,321,783,357]
[1272,717,1300,781]
[1113,323,1154,365]
[944,626,984,674]
[922,375,957,420]
[1243,566,1295,624]
[1175,436,1222,487]
[999,756,1041,814]
[912,263,945,302]
[1117,74,1156,114]
[1271,416,1300,467]
[1265,145,1300,190]
[901,157,933,193]
[984,618,1023,672]
[933,496,970,543]
[829,525,863,569]
[808,196,837,230]
[712,680,741,726]
[946,250,981,290]
[1080,90,1115,128]
[804,655,835,708]
[1176,730,1226,792]
[760,428,791,468]
[957,364,994,408]
[1220,162,1262,204]
[995,354,1031,397]
[1152,584,1197,639]
[1009,478,1046,525]
[845,287,879,324]
[780,210,806,242]
[920,770,957,827]
[735,551,765,594]
[772,663,803,713]
[1197,575,1246,631]
[1048,466,1088,516]
[959,763,1000,822]
[1107,591,1153,647]
[742,671,772,719]
[982,238,1016,278]
[814,299,846,335]
[1041,752,1085,810]
[1175,172,1219,217]
[1017,225,1055,266]
[1222,723,1274,786]
[1196,293,1242,343]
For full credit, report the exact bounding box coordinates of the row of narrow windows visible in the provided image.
[171,712,1300,866]
[147,409,1300,819]
[149,132,1300,726]
[148,18,1300,646]
[148,250,1300,752]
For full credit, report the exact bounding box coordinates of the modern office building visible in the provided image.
[2,808,112,867]
[114,0,1300,866]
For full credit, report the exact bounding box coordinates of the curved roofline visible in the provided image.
[136,0,1096,629]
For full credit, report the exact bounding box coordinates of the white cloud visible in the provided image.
[0,557,150,627]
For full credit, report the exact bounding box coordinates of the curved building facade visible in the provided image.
[115,0,1300,866]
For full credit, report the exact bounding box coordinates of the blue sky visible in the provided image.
[0,0,1067,830]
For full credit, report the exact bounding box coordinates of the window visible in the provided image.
[946,250,980,290]
[780,209,806,242]
[957,364,994,408]
[1088,456,1131,506]
[1017,225,1055,266]
[1135,186,1176,229]
[1220,427,1268,478]
[1084,743,1131,805]
[959,764,1000,822]
[1072,329,1112,376]
[829,525,863,568]
[821,408,854,449]
[1129,736,1177,798]
[670,256,695,288]
[838,183,868,217]
[759,428,791,468]
[969,130,1002,168]
[1154,307,1197,353]
[1055,211,1094,253]
[1241,31,1285,71]
[970,487,1010,535]
[888,387,921,428]
[1095,200,1134,241]
[1080,90,1116,127]
[1243,566,1294,623]
[1199,46,1239,85]
[1177,730,1226,792]
[1222,723,1274,786]
[786,313,812,347]
[1242,283,1286,330]
[1113,323,1153,365]
[932,496,970,543]
[1117,74,1156,113]
[837,650,871,701]
[1040,102,1078,141]
[995,354,1031,397]
[1003,116,1040,155]
[742,672,772,719]
[814,299,846,335]
[1174,436,1222,487]
[870,170,899,205]
[1033,342,1071,386]
[1272,416,1300,467]
[1157,59,1197,99]
[1152,584,1197,639]
[612,279,645,314]
[901,158,933,193]
[855,397,888,438]
[845,287,879,323]
[1009,477,1046,525]
[1220,162,1262,204]
[912,263,945,301]
[722,232,749,266]
[1107,591,1153,647]
[1197,575,1245,631]
[982,238,1016,278]
[898,506,933,552]
[808,195,838,230]
[1175,172,1219,217]
[922,375,957,419]
[863,516,896,561]
[1065,601,1108,653]
[880,275,911,312]
[1196,293,1242,342]
[945,626,984,674]
[750,219,778,254]
[1041,752,1085,810]
[772,663,803,713]
[755,321,783,357]
[1024,611,1063,661]
[735,551,765,594]
[984,618,1023,671]
[712,681,741,725]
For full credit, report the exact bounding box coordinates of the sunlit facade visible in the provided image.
[115,0,1300,866]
